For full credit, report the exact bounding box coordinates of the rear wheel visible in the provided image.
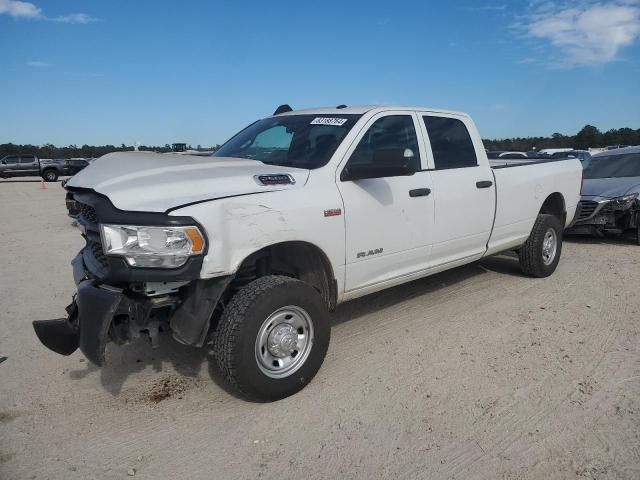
[213,275,330,401]
[519,214,563,277]
[42,169,58,182]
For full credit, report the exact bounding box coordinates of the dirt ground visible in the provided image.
[1,179,639,480]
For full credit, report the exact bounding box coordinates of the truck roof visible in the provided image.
[275,105,468,117]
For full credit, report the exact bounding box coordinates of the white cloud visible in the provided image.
[0,0,98,23]
[524,2,640,65]
[0,0,41,18]
[26,60,50,67]
[466,4,507,12]
[53,13,98,24]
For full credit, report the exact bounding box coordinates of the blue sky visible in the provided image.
[1,0,640,146]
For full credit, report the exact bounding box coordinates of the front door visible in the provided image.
[338,112,435,292]
[3,156,19,174]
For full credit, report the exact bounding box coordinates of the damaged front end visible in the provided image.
[33,189,231,366]
[568,194,639,237]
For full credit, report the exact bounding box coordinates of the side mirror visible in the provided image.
[342,148,416,181]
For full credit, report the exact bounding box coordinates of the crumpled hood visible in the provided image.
[66,152,309,212]
[581,176,640,200]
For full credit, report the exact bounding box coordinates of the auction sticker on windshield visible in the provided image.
[310,117,348,126]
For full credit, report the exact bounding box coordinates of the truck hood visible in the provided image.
[581,176,640,200]
[66,152,309,212]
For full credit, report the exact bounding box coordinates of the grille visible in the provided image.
[577,200,598,220]
[87,239,109,271]
[599,202,616,215]
[76,200,108,276]
[79,203,98,225]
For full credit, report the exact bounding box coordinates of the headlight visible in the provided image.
[100,224,205,268]
[609,193,639,210]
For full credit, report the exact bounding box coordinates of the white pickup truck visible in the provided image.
[34,105,582,400]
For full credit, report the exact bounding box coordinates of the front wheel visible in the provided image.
[42,169,58,182]
[213,275,330,401]
[519,214,563,278]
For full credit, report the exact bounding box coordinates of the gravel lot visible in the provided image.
[1,179,639,480]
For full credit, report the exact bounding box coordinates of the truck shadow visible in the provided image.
[332,254,524,327]
[66,255,523,398]
[66,333,253,398]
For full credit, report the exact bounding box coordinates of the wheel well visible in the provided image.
[539,193,565,223]
[233,241,337,310]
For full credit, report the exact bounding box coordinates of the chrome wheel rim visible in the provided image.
[255,306,314,379]
[542,228,558,266]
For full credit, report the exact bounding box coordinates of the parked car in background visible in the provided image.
[549,150,592,167]
[65,158,91,175]
[540,148,574,156]
[0,154,90,181]
[549,150,591,161]
[498,151,529,159]
[567,146,640,244]
[606,145,629,150]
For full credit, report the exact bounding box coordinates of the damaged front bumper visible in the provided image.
[34,280,125,365]
[33,253,232,366]
[566,198,639,235]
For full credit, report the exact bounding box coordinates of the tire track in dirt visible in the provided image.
[395,243,635,479]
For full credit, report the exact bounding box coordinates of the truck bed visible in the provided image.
[485,156,582,256]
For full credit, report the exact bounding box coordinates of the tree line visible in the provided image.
[1,125,638,159]
[483,125,640,152]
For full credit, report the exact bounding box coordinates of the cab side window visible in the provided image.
[349,115,421,171]
[4,156,18,164]
[423,116,478,169]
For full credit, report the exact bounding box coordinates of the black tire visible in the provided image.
[42,169,58,182]
[635,214,640,246]
[213,275,330,401]
[519,214,563,278]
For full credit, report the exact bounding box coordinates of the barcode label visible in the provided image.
[310,117,348,126]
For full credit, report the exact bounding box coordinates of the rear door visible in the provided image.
[418,113,495,266]
[337,111,435,292]
[19,155,39,174]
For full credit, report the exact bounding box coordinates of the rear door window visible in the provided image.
[422,116,478,169]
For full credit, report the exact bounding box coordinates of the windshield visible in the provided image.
[583,153,640,179]
[214,114,361,169]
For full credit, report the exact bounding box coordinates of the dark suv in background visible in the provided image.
[0,155,90,181]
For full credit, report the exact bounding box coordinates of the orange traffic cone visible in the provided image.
[40,179,46,189]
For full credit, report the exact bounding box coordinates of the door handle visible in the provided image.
[476,180,493,189]
[409,188,431,197]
